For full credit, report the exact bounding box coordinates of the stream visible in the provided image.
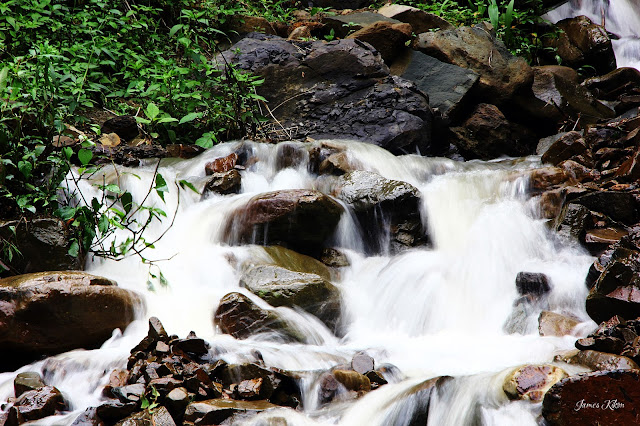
[1,141,595,425]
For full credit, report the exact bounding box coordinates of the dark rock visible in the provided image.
[166,144,206,159]
[351,352,375,374]
[515,272,551,297]
[93,145,167,167]
[14,372,45,398]
[583,67,640,109]
[165,387,189,420]
[318,372,341,404]
[183,399,278,425]
[541,131,587,166]
[572,191,638,225]
[450,103,537,160]
[220,35,433,154]
[96,400,137,422]
[503,365,568,402]
[585,228,628,245]
[101,115,139,142]
[202,170,241,197]
[576,336,625,354]
[531,66,615,125]
[213,292,303,342]
[71,407,105,426]
[224,189,343,255]
[414,25,533,105]
[538,311,580,337]
[10,386,66,423]
[320,248,351,268]
[0,216,81,275]
[346,21,412,64]
[173,333,209,355]
[554,203,592,241]
[114,406,176,426]
[322,12,402,38]
[0,272,141,372]
[112,384,145,404]
[337,170,426,252]
[537,132,576,156]
[393,51,479,123]
[586,248,640,323]
[365,370,388,389]
[568,350,639,371]
[224,15,280,37]
[542,370,640,425]
[529,167,569,191]
[240,265,342,332]
[205,153,238,175]
[148,317,168,342]
[377,4,454,33]
[275,142,307,170]
[549,15,617,76]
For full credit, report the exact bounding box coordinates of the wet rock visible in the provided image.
[576,336,625,354]
[0,272,141,372]
[101,115,139,142]
[183,399,278,425]
[365,370,388,390]
[71,407,105,426]
[542,370,640,425]
[414,25,533,105]
[0,216,81,275]
[114,406,176,426]
[112,384,145,404]
[205,153,238,175]
[536,189,566,220]
[377,4,454,33]
[92,145,167,167]
[538,311,580,337]
[320,248,350,268]
[615,145,640,182]
[337,170,426,252]
[531,66,615,125]
[318,151,359,175]
[549,15,617,76]
[318,372,342,404]
[559,159,599,183]
[529,167,569,191]
[450,103,537,160]
[172,333,209,355]
[537,131,577,156]
[503,364,568,402]
[202,170,241,196]
[260,245,331,280]
[333,369,371,392]
[346,21,412,64]
[220,35,433,154]
[213,292,303,342]
[8,386,66,423]
[585,228,628,245]
[322,12,401,39]
[351,352,375,374]
[14,372,45,398]
[394,51,479,123]
[554,203,592,241]
[96,400,137,423]
[275,142,307,170]
[166,144,206,159]
[240,265,341,332]
[569,350,639,371]
[541,131,588,166]
[583,67,640,110]
[165,387,189,420]
[573,191,638,226]
[224,189,343,256]
[515,272,551,297]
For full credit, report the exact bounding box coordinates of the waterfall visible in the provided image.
[544,0,640,70]
[0,140,596,425]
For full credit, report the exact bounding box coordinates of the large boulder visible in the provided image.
[219,34,433,155]
[393,50,479,123]
[183,399,278,425]
[450,103,537,160]
[548,15,617,76]
[321,12,402,38]
[0,272,141,371]
[583,67,640,113]
[378,4,454,33]
[414,25,533,105]
[240,265,341,332]
[4,386,67,424]
[503,364,568,402]
[542,370,640,425]
[336,170,427,252]
[224,189,343,256]
[346,21,412,64]
[572,191,639,225]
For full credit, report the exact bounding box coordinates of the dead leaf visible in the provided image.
[99,132,121,147]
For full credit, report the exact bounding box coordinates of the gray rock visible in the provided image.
[378,4,454,33]
[395,51,478,123]
[184,399,278,425]
[554,203,592,241]
[240,265,341,332]
[322,12,402,38]
[14,372,45,398]
[114,406,176,426]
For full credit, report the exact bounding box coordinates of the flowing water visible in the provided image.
[0,139,597,425]
[544,0,640,70]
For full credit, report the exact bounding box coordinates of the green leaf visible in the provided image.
[68,241,79,257]
[179,180,199,194]
[178,112,201,124]
[98,214,110,234]
[102,184,122,194]
[57,205,77,221]
[157,117,178,124]
[62,147,73,160]
[78,149,93,166]
[154,173,168,202]
[169,24,184,37]
[121,191,133,214]
[0,67,8,92]
[18,161,33,179]
[135,116,151,125]
[146,102,160,121]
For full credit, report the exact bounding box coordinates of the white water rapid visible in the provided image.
[544,0,640,70]
[1,139,597,425]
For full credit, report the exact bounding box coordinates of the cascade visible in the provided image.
[544,0,640,70]
[0,140,595,425]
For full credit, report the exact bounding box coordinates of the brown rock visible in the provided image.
[202,170,241,196]
[503,364,568,402]
[569,350,639,371]
[184,399,278,425]
[542,370,640,425]
[333,369,371,392]
[585,228,628,245]
[537,189,566,219]
[0,272,141,372]
[205,153,238,175]
[114,406,176,426]
[288,25,311,40]
[347,21,412,63]
[377,4,453,33]
[529,167,569,191]
[225,15,278,36]
[541,131,587,166]
[538,311,580,337]
[12,386,66,423]
[13,372,45,398]
[615,146,640,182]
